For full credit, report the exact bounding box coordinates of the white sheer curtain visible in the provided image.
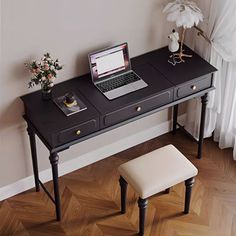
[185,0,236,159]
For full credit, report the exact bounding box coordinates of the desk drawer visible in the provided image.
[53,119,99,146]
[104,90,173,127]
[174,75,212,100]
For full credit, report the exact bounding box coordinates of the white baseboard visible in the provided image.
[0,114,186,201]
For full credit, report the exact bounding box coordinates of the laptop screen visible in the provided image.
[89,43,131,82]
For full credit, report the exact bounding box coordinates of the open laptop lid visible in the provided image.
[88,43,131,83]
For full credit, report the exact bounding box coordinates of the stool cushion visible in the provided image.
[118,145,198,199]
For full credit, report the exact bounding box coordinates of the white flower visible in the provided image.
[48,82,54,88]
[41,76,46,81]
[50,65,55,70]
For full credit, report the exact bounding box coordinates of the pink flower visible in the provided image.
[47,74,53,79]
[44,64,49,70]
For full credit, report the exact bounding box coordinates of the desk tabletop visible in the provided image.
[131,45,216,85]
[76,63,173,114]
[21,45,217,151]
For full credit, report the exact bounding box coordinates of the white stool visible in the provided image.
[118,145,198,236]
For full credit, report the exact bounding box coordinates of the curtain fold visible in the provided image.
[185,0,236,159]
[210,1,236,62]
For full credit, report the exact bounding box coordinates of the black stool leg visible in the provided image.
[119,176,128,214]
[165,188,171,194]
[184,177,195,214]
[138,197,148,236]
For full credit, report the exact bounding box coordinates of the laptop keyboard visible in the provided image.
[96,72,141,93]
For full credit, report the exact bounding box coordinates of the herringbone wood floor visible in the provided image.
[1,131,236,236]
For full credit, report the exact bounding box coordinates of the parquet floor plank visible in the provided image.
[1,132,235,235]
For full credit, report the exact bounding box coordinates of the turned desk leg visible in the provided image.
[173,104,178,135]
[49,152,61,221]
[27,125,40,192]
[198,93,208,159]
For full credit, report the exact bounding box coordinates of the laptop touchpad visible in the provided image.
[132,80,148,90]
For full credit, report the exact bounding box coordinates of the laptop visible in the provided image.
[88,43,148,100]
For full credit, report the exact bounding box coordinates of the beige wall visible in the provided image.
[0,0,177,188]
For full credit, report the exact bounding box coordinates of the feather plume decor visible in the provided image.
[163,0,203,62]
[163,0,203,28]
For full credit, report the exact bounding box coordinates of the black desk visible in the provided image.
[21,46,217,221]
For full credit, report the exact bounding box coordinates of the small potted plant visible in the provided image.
[25,53,63,100]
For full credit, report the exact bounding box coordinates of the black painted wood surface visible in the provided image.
[21,45,217,150]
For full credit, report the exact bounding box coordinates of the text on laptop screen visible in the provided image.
[96,50,125,76]
[89,43,130,81]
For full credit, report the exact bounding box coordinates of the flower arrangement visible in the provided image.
[25,53,63,92]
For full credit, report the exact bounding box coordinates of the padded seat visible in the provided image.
[118,144,198,199]
[118,144,198,236]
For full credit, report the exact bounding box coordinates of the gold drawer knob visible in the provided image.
[191,85,197,90]
[136,106,142,112]
[76,130,81,136]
